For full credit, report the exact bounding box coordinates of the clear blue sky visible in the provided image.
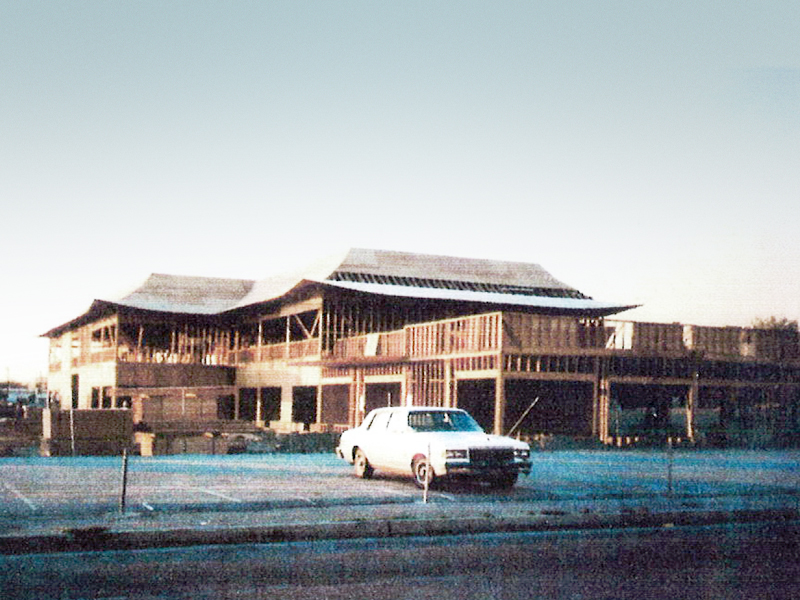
[2,2,798,383]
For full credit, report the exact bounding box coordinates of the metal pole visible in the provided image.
[69,408,76,457]
[666,437,674,497]
[423,442,431,504]
[506,397,540,438]
[119,448,129,514]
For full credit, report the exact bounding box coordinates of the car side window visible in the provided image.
[368,411,391,431]
[386,411,407,433]
[408,411,435,431]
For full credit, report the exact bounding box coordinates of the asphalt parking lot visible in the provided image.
[1,449,798,523]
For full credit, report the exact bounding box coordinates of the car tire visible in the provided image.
[412,457,435,489]
[488,472,518,489]
[354,448,374,479]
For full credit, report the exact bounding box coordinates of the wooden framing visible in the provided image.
[44,253,799,450]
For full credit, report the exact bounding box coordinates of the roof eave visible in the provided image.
[313,280,638,317]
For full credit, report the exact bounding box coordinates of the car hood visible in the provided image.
[416,431,528,449]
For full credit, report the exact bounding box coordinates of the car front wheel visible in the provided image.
[412,457,435,489]
[354,448,374,479]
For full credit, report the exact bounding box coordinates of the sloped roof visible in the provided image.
[335,248,573,290]
[230,248,590,308]
[114,273,255,314]
[43,248,636,336]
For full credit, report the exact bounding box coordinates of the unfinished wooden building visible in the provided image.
[43,248,800,454]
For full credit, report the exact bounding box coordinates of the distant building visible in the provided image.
[42,248,800,454]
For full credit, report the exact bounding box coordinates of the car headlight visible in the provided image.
[444,449,468,460]
[514,448,530,459]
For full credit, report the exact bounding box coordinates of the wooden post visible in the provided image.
[593,356,611,443]
[69,408,76,456]
[285,316,291,359]
[136,325,144,362]
[316,382,323,428]
[444,360,453,408]
[687,369,698,443]
[493,368,505,436]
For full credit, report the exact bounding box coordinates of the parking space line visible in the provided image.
[177,486,242,502]
[432,492,457,502]
[2,483,38,511]
[289,496,317,505]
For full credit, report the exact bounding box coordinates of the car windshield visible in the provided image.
[407,411,484,432]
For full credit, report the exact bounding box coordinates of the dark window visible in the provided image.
[260,387,281,422]
[239,388,257,421]
[321,385,349,425]
[217,395,235,420]
[102,387,113,409]
[292,387,317,429]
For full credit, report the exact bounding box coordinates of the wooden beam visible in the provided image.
[493,360,505,435]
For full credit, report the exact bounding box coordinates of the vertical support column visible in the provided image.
[401,363,410,407]
[317,307,325,357]
[592,357,600,438]
[600,379,611,443]
[347,370,357,427]
[493,317,505,435]
[687,369,699,443]
[355,370,365,426]
[256,387,263,427]
[493,367,505,435]
[592,356,610,443]
[316,381,324,428]
[257,321,263,362]
[280,384,292,425]
[136,325,144,362]
[285,316,291,359]
[444,359,453,408]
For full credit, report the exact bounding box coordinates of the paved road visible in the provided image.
[3,520,798,599]
[1,450,798,521]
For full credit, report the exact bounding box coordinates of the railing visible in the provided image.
[287,338,320,359]
[112,339,322,366]
[331,313,503,361]
[236,339,321,363]
[504,313,607,351]
[331,330,406,359]
[406,313,502,357]
[117,348,230,365]
[57,314,799,372]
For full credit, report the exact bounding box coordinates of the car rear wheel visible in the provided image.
[354,448,374,479]
[412,457,435,489]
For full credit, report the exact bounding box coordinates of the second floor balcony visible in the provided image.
[52,311,798,372]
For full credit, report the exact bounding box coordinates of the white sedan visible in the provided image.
[335,407,531,489]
